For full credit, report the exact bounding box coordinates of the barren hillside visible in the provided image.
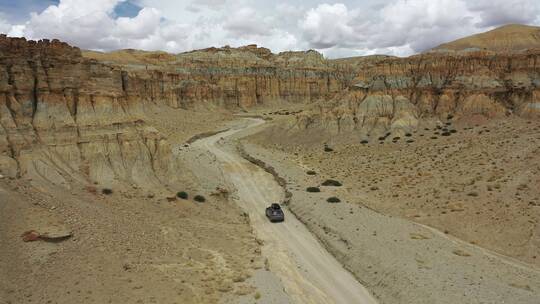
[434,24,540,52]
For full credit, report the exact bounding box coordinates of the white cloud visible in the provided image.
[467,0,540,27]
[114,7,160,39]
[300,4,359,49]
[2,0,540,58]
[223,7,274,37]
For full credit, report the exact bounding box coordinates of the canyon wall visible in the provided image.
[0,37,347,186]
[0,35,177,191]
[85,45,347,109]
[296,50,540,136]
[1,35,539,182]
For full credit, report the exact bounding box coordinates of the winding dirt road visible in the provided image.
[193,119,377,304]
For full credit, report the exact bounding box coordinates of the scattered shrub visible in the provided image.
[194,195,206,202]
[393,137,401,141]
[306,170,317,175]
[360,140,369,144]
[177,191,189,199]
[378,136,386,141]
[405,133,412,137]
[322,179,342,187]
[441,132,451,136]
[406,139,414,143]
[102,188,113,195]
[450,129,457,133]
[306,187,321,193]
[467,191,479,197]
[327,197,341,203]
[324,146,334,152]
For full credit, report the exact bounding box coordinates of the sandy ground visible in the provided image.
[188,118,377,304]
[250,115,540,267]
[0,109,262,304]
[240,137,540,303]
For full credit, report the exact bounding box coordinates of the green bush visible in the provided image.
[177,191,188,199]
[194,195,206,202]
[322,179,342,187]
[327,197,341,203]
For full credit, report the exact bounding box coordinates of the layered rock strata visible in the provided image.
[296,50,540,136]
[0,35,176,191]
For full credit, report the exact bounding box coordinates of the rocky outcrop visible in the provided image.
[2,34,539,179]
[0,35,177,191]
[84,45,347,109]
[297,49,540,137]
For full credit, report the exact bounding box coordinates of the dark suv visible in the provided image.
[265,203,284,222]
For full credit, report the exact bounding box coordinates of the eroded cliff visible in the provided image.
[0,35,177,192]
[296,50,540,137]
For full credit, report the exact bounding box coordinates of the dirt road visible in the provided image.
[192,119,377,304]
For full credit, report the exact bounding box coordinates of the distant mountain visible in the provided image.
[433,24,540,52]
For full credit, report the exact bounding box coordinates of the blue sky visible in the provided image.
[0,0,539,58]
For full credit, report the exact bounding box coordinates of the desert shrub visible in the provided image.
[102,188,113,195]
[324,146,334,152]
[306,187,321,193]
[450,129,457,133]
[405,133,412,137]
[194,195,206,202]
[393,137,401,141]
[447,114,454,120]
[467,191,479,197]
[430,136,438,140]
[406,139,414,143]
[378,136,386,141]
[441,132,451,136]
[322,179,342,187]
[177,191,188,199]
[360,140,369,144]
[327,197,341,203]
[306,170,317,175]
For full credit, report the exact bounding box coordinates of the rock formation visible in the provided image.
[296,48,540,137]
[83,45,346,109]
[0,35,177,192]
[1,26,539,182]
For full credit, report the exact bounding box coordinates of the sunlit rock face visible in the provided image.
[296,50,540,137]
[0,35,177,191]
[1,35,538,181]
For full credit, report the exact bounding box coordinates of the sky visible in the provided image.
[0,0,539,58]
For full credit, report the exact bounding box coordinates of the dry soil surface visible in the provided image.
[190,118,377,304]
[244,116,540,303]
